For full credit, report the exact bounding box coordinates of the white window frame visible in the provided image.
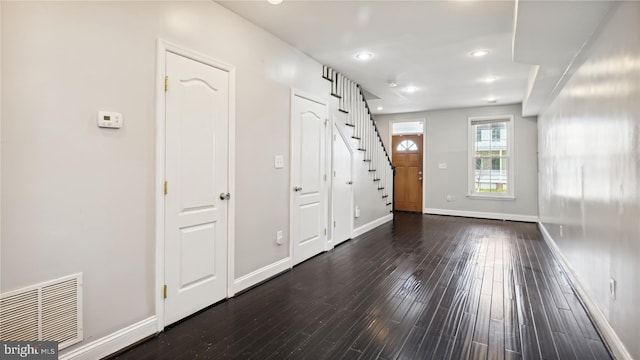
[467,115,515,200]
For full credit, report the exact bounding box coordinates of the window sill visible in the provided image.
[467,194,515,201]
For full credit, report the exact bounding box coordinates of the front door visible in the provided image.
[291,94,327,266]
[392,134,423,212]
[164,51,229,325]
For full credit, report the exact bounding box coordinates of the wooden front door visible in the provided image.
[392,134,423,212]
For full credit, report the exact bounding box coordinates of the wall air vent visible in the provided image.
[0,273,83,350]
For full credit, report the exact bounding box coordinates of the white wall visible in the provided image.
[376,104,538,220]
[538,2,640,358]
[1,0,334,350]
[0,0,3,298]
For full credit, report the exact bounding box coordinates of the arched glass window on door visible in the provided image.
[396,139,418,152]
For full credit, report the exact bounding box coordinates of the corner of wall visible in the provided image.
[537,223,633,360]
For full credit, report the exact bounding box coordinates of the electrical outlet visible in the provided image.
[276,230,283,245]
[610,278,616,300]
[446,195,456,202]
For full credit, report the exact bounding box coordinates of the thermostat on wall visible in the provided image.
[97,111,123,129]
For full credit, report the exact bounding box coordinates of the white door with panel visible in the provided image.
[164,51,229,326]
[291,94,327,266]
[332,125,353,246]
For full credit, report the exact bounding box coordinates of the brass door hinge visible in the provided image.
[163,285,167,299]
[324,228,327,236]
[164,181,168,195]
[324,119,328,128]
[165,76,169,92]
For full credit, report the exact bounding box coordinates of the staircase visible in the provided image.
[322,66,394,212]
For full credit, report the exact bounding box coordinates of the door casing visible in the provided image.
[155,39,236,330]
[388,118,426,213]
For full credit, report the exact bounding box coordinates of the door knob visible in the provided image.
[293,186,303,192]
[219,192,231,200]
[418,177,422,181]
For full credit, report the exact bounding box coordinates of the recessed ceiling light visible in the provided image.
[267,0,283,4]
[482,76,498,83]
[377,106,383,111]
[388,81,398,88]
[354,52,373,61]
[487,97,498,103]
[405,86,419,93]
[470,49,489,57]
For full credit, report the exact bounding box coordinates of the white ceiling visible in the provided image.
[217,0,613,116]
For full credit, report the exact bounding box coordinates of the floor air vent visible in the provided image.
[0,273,83,350]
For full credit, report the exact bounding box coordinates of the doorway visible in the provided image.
[156,41,235,328]
[332,123,353,246]
[290,92,328,266]
[391,120,424,212]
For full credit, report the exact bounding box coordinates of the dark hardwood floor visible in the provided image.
[111,213,611,360]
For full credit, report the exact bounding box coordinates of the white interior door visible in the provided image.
[164,51,229,326]
[291,94,327,266]
[332,125,353,246]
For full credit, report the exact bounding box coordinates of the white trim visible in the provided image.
[467,114,515,199]
[155,39,236,330]
[353,213,394,238]
[59,316,157,360]
[538,223,632,360]
[423,208,538,223]
[232,257,292,294]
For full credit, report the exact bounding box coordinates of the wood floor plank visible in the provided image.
[110,214,612,360]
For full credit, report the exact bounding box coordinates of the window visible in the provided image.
[397,139,418,152]
[492,127,502,141]
[392,121,423,135]
[468,115,514,199]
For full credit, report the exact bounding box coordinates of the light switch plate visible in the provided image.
[274,155,284,169]
[438,163,447,169]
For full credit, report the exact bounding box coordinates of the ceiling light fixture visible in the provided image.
[267,0,283,4]
[388,81,398,88]
[487,97,497,103]
[482,76,498,83]
[405,86,419,93]
[470,49,489,57]
[354,52,373,61]
[377,106,383,111]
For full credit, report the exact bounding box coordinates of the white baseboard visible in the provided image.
[232,257,292,295]
[353,213,393,238]
[538,222,632,360]
[59,316,157,360]
[423,208,538,223]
